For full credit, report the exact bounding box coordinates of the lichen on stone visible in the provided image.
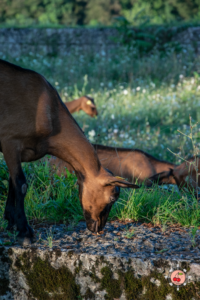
[15,252,81,300]
[75,260,83,274]
[141,271,200,300]
[0,247,11,296]
[0,277,10,296]
[84,287,95,299]
[100,266,122,300]
[121,269,143,300]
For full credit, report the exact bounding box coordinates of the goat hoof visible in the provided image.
[16,236,32,246]
[17,225,36,245]
[17,234,36,246]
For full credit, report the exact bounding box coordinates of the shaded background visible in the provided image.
[1,0,200,27]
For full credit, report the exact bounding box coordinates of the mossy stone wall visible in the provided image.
[0,246,200,300]
[1,26,200,58]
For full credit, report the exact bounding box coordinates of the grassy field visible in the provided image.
[1,44,200,231]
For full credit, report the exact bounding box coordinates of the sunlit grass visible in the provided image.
[1,47,200,229]
[1,158,200,229]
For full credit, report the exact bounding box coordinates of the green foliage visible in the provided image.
[1,0,200,26]
[114,15,185,55]
[110,185,200,227]
[0,157,83,229]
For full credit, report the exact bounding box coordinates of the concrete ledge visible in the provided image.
[1,245,200,300]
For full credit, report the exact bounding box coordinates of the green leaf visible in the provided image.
[2,180,8,188]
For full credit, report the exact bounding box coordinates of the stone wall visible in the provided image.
[1,246,200,300]
[1,26,200,58]
[0,28,120,58]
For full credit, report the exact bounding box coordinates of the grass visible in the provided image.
[1,40,200,230]
[0,158,200,230]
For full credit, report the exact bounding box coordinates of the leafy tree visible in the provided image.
[86,0,121,25]
[0,0,200,26]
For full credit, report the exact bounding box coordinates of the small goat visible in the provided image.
[65,96,98,117]
[0,59,138,245]
[49,144,176,185]
[150,156,200,195]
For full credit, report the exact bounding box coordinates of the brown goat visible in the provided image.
[64,96,98,117]
[0,59,139,245]
[48,144,176,185]
[150,156,200,195]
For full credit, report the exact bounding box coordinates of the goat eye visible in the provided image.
[110,196,116,203]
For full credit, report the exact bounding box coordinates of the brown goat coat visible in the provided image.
[49,144,176,185]
[64,96,98,117]
[150,156,200,194]
[0,59,138,243]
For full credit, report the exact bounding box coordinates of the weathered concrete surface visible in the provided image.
[1,245,200,300]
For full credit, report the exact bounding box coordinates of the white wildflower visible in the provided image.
[111,114,115,119]
[142,89,146,93]
[113,129,118,134]
[179,74,184,79]
[55,82,59,86]
[88,130,95,137]
[123,89,128,95]
[136,86,140,91]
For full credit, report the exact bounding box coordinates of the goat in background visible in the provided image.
[65,96,98,117]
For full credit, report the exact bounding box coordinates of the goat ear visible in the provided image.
[105,176,139,189]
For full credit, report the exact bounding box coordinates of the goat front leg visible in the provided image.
[4,176,16,230]
[2,141,35,245]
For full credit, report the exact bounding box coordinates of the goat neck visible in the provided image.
[64,97,82,114]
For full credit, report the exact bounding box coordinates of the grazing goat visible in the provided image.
[49,144,176,185]
[0,59,139,245]
[150,156,200,195]
[64,96,98,117]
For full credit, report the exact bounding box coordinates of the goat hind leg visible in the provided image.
[3,142,35,245]
[4,176,16,230]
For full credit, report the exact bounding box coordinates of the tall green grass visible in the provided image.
[1,158,199,229]
[1,43,200,229]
